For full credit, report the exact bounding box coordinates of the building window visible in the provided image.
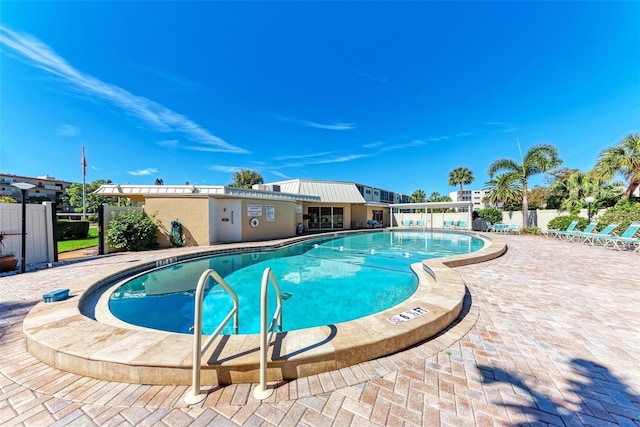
[307,206,344,230]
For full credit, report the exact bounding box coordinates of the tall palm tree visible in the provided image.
[488,144,561,227]
[409,189,426,203]
[448,167,474,192]
[593,133,640,199]
[483,173,522,208]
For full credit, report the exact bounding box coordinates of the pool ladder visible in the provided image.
[184,267,283,404]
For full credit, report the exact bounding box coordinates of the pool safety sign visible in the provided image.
[387,307,429,325]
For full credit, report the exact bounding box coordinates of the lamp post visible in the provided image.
[585,196,595,223]
[11,182,36,273]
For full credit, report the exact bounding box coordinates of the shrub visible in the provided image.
[477,208,503,225]
[106,210,158,251]
[547,215,589,231]
[595,199,640,233]
[57,220,90,240]
[520,226,541,235]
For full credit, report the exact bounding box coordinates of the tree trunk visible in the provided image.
[522,181,529,228]
[623,177,640,199]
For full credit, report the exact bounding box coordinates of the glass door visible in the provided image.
[307,207,320,229]
[320,207,332,228]
[333,207,344,229]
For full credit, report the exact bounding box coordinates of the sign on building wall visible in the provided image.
[266,205,275,221]
[295,204,302,214]
[247,203,262,217]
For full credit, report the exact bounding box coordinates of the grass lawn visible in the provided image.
[58,227,99,253]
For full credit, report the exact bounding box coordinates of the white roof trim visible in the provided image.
[94,185,320,202]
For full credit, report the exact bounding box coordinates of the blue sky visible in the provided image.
[1,1,639,197]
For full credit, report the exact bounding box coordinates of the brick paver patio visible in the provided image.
[1,234,638,426]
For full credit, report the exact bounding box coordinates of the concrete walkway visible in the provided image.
[1,235,638,426]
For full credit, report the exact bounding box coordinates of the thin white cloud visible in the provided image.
[157,139,179,148]
[314,154,371,164]
[208,165,244,173]
[268,170,291,180]
[56,124,80,136]
[128,168,158,176]
[427,136,450,142]
[275,151,336,161]
[378,139,425,152]
[137,65,203,91]
[485,122,519,133]
[0,25,248,154]
[362,141,384,149]
[275,139,425,170]
[276,115,355,131]
[357,70,388,83]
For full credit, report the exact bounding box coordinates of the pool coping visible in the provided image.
[22,230,506,386]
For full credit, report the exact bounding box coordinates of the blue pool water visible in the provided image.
[109,231,484,334]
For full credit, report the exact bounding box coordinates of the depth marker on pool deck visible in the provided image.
[387,307,429,325]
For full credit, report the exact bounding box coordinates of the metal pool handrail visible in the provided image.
[184,268,239,405]
[253,267,283,400]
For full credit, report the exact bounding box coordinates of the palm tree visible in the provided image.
[488,144,562,226]
[553,170,624,215]
[593,133,640,199]
[557,171,601,214]
[428,192,451,202]
[483,173,522,208]
[409,189,426,203]
[448,167,474,193]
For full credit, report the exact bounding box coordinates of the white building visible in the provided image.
[449,189,491,211]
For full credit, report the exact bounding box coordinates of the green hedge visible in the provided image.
[477,208,503,225]
[547,215,589,232]
[595,199,640,233]
[57,220,90,241]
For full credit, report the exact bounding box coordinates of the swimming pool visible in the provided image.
[109,231,484,335]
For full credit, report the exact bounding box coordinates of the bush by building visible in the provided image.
[106,210,158,251]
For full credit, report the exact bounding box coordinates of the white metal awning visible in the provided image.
[389,201,472,210]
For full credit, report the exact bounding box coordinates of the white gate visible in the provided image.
[0,202,56,266]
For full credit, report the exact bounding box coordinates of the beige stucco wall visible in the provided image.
[350,205,368,228]
[144,196,211,247]
[240,199,297,241]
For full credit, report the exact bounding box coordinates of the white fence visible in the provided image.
[0,202,56,267]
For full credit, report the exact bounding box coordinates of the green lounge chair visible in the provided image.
[507,224,520,234]
[493,223,507,233]
[546,220,579,239]
[562,221,598,242]
[581,223,620,246]
[600,222,640,251]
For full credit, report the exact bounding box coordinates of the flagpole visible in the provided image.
[82,145,87,221]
